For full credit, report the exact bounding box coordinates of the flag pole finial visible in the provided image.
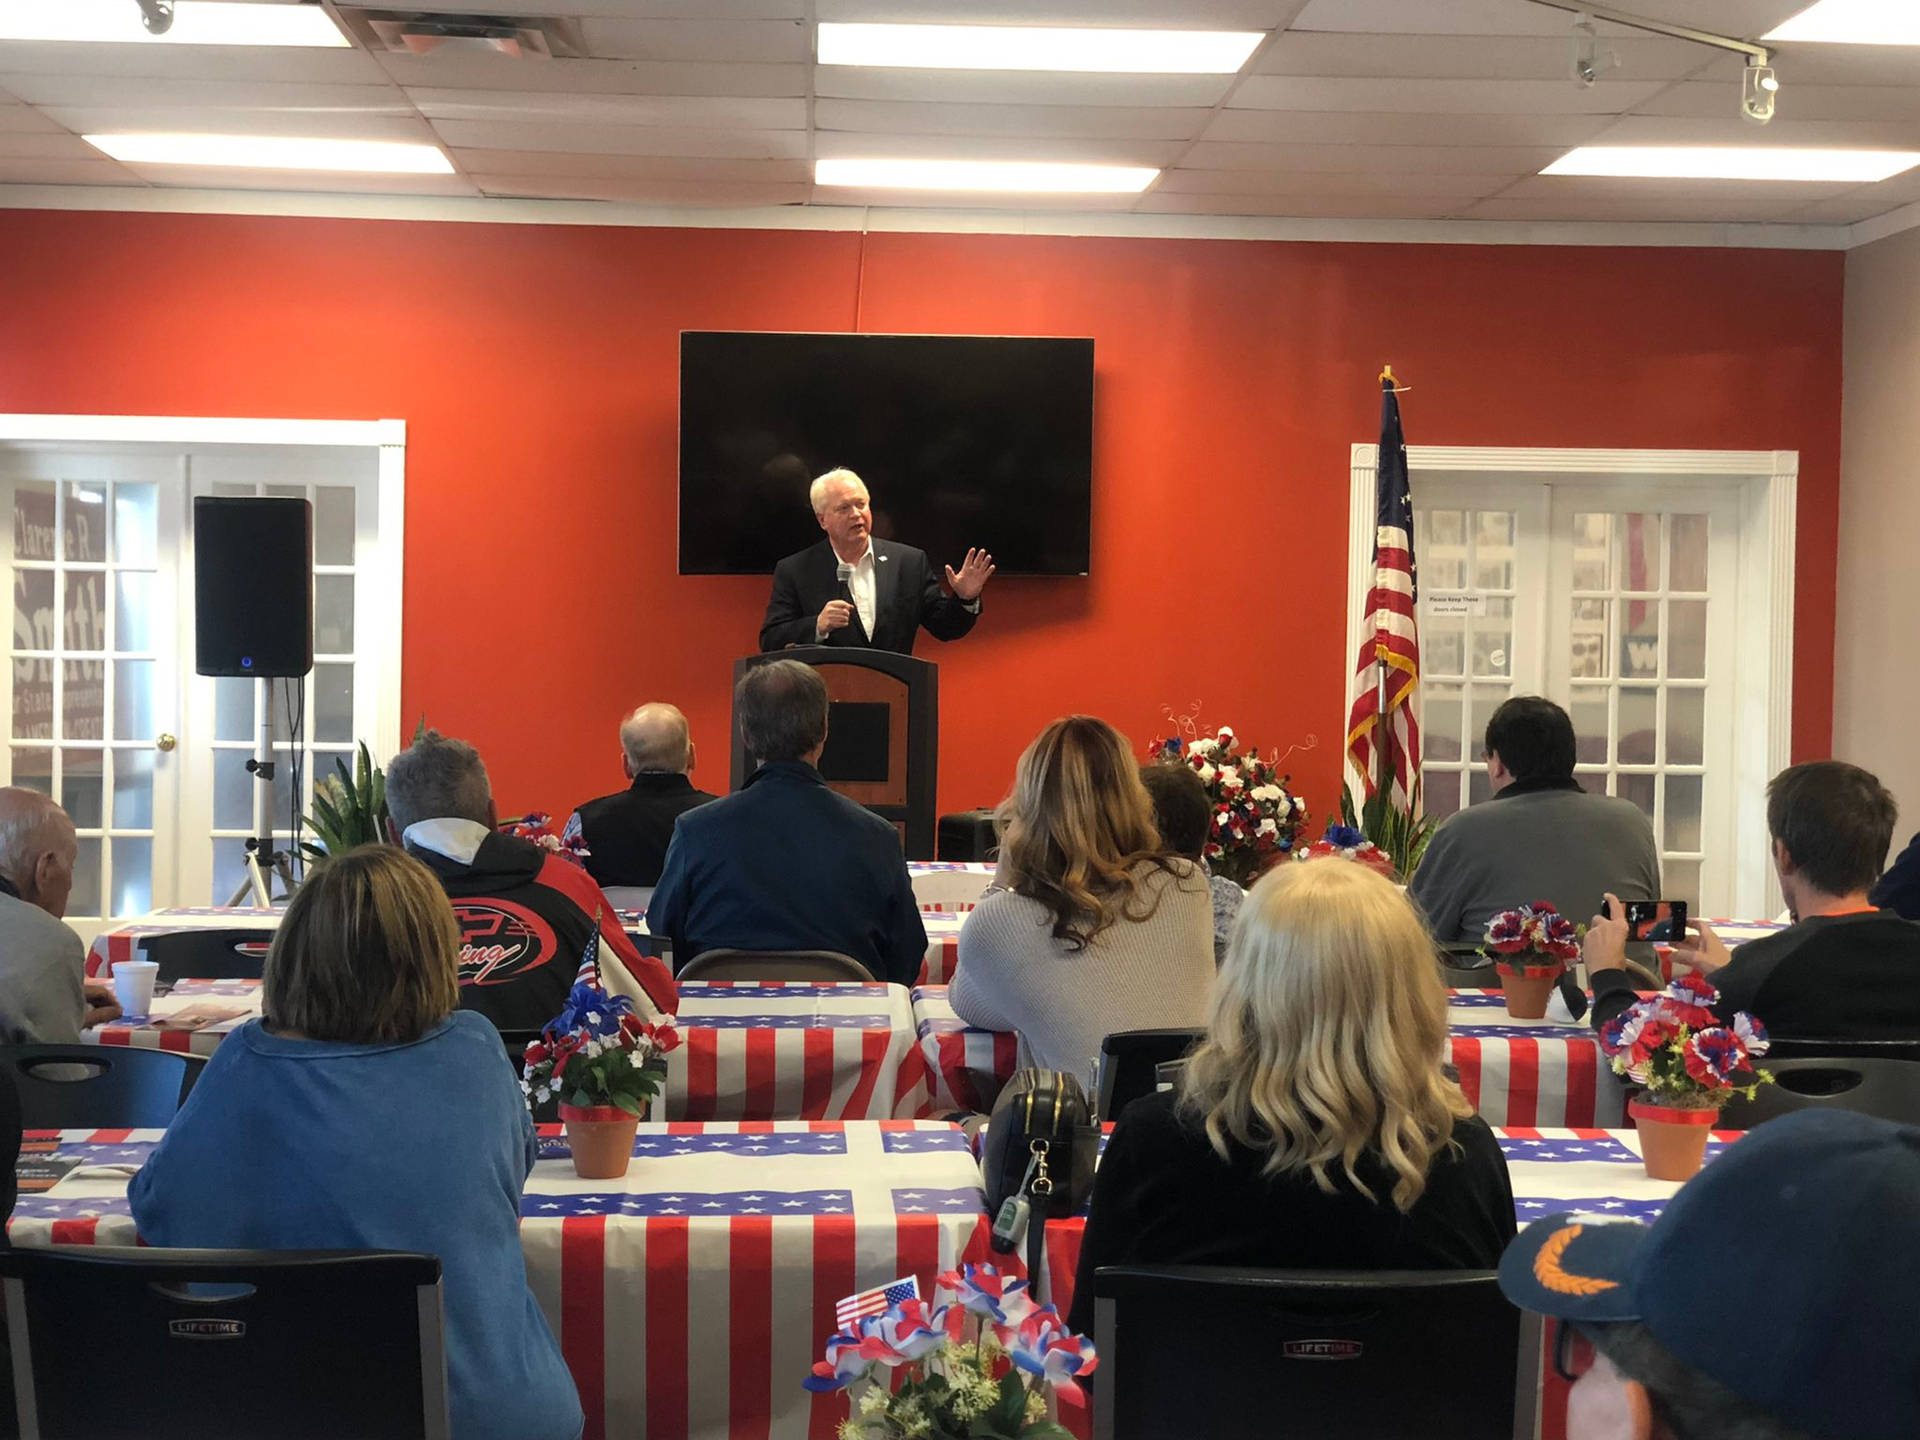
[1379,364,1395,384]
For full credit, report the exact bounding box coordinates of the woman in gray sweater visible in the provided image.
[949,716,1214,1091]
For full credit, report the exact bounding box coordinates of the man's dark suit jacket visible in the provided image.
[646,760,927,985]
[759,539,978,655]
[571,773,717,889]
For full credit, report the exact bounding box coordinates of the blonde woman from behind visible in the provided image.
[1066,856,1516,1335]
[950,715,1213,1092]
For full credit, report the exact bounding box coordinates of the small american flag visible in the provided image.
[1345,374,1423,812]
[835,1275,919,1329]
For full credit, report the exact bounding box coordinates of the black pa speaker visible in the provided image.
[193,497,314,678]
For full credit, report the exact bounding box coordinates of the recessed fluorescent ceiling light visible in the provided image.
[1765,1,1920,45]
[1543,146,1920,182]
[816,159,1157,193]
[86,134,454,174]
[817,22,1261,74]
[0,0,348,46]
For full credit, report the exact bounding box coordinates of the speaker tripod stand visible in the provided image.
[226,677,301,907]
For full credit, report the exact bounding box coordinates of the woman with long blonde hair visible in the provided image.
[1067,857,1515,1334]
[950,716,1213,1090]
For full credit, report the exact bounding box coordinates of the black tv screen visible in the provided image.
[678,331,1093,575]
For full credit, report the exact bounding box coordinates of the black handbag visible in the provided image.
[980,1069,1099,1298]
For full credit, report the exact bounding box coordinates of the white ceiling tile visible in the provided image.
[474,174,810,204]
[1155,167,1518,197]
[1252,32,1709,81]
[1496,174,1858,203]
[1201,110,1610,146]
[0,133,106,160]
[1229,76,1669,114]
[448,148,810,181]
[371,53,806,96]
[1636,82,1920,122]
[816,0,1299,22]
[580,17,810,63]
[441,0,805,15]
[428,119,810,159]
[0,76,402,110]
[1134,191,1466,217]
[1461,195,1814,223]
[1705,46,1920,88]
[1588,113,1920,147]
[815,184,1143,211]
[43,109,437,144]
[0,104,61,134]
[0,155,144,185]
[814,98,1209,141]
[814,65,1233,108]
[121,165,480,196]
[1288,0,1643,37]
[1178,140,1564,173]
[0,41,388,84]
[812,130,1185,165]
[1781,190,1920,225]
[408,90,805,129]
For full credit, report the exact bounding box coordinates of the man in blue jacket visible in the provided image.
[648,660,926,985]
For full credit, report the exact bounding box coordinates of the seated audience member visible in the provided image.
[1870,827,1920,920]
[1499,1108,1917,1440]
[1139,761,1241,965]
[647,660,925,984]
[563,702,716,890]
[1589,760,1920,1039]
[385,731,676,1028]
[1410,697,1659,943]
[129,847,583,1440]
[949,716,1213,1090]
[0,787,119,1042]
[1068,859,1515,1336]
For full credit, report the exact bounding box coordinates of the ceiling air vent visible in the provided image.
[334,9,585,58]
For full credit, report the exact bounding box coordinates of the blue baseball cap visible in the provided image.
[1499,1109,1920,1440]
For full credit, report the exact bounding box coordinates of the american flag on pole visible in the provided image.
[835,1274,920,1329]
[1345,373,1422,812]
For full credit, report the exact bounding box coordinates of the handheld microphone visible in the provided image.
[835,561,854,602]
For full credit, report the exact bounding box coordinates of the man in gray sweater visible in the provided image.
[0,787,119,1042]
[1410,697,1660,945]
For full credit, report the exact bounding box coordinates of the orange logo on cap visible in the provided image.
[1534,1225,1619,1297]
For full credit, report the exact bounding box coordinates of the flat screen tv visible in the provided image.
[678,331,1093,575]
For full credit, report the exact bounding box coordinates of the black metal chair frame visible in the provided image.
[1,1044,205,1129]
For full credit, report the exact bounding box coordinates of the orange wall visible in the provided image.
[0,209,1844,825]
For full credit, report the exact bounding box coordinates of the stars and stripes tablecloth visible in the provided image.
[917,912,963,987]
[911,985,1018,1114]
[84,978,262,1058]
[86,907,282,978]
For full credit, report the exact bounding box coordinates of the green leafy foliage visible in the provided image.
[297,718,428,866]
[1336,785,1439,880]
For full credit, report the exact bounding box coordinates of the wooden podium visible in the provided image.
[730,646,939,858]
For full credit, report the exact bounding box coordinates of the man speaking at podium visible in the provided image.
[759,468,995,655]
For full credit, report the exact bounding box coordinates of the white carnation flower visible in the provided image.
[1196,762,1217,783]
[1257,818,1278,836]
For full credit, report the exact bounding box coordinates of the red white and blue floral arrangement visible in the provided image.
[1599,973,1772,1112]
[805,1264,1096,1440]
[499,811,592,867]
[1147,722,1308,887]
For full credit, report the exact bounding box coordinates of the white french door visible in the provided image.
[0,420,404,942]
[1412,479,1741,915]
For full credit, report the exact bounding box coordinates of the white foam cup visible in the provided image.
[112,960,160,1019]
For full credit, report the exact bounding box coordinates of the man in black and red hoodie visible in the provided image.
[386,731,678,1032]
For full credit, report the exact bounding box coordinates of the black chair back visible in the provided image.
[1092,1266,1524,1440]
[1,1046,204,1129]
[1095,1029,1204,1122]
[1436,942,1495,990]
[137,929,276,983]
[491,1029,559,1124]
[679,949,872,982]
[1719,1055,1920,1129]
[1760,1037,1920,1061]
[0,1246,449,1439]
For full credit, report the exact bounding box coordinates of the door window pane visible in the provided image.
[1569,598,1609,679]
[1664,860,1701,912]
[1470,597,1513,678]
[14,569,53,653]
[9,748,51,794]
[63,572,105,651]
[115,573,153,654]
[1572,513,1611,591]
[215,676,255,743]
[1618,689,1657,765]
[314,575,354,654]
[114,484,158,566]
[1621,514,1660,592]
[1619,772,1656,820]
[1665,775,1703,852]
[63,483,106,563]
[111,837,152,916]
[1668,689,1705,767]
[1425,774,1462,822]
[12,482,56,564]
[61,749,103,828]
[61,661,104,740]
[68,836,101,916]
[1669,513,1709,592]
[1426,612,1464,677]
[313,665,354,743]
[1424,682,1463,762]
[1668,601,1707,680]
[114,747,155,829]
[1620,599,1659,680]
[215,749,255,830]
[314,487,356,566]
[1472,511,1514,590]
[212,838,250,906]
[1569,688,1609,765]
[1469,687,1509,761]
[113,659,153,742]
[1468,769,1493,807]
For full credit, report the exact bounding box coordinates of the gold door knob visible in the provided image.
[155,733,177,752]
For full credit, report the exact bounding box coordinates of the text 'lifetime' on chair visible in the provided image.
[1,1046,204,1130]
[1091,1266,1528,1440]
[678,949,873,983]
[0,1247,449,1440]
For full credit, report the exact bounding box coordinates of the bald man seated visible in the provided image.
[564,704,719,890]
[0,787,120,1042]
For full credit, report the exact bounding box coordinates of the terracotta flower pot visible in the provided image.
[559,1103,640,1180]
[1629,1097,1718,1181]
[1495,962,1561,1020]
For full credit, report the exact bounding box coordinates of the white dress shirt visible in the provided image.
[832,541,878,640]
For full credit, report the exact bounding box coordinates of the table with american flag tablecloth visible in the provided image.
[9,1120,996,1440]
[910,986,1632,1128]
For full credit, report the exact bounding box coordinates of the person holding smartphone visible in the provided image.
[1585,761,1920,1040]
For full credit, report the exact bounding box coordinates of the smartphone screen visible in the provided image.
[1621,899,1687,943]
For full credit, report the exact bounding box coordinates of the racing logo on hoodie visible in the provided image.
[453,900,559,985]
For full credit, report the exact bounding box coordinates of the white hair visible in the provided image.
[809,467,866,516]
[0,788,70,887]
[620,703,691,774]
